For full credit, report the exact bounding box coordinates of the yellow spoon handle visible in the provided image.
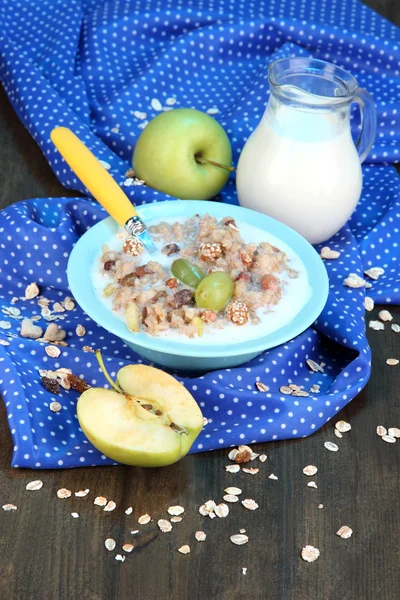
[50,127,138,227]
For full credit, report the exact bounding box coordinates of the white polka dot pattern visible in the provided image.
[0,0,399,468]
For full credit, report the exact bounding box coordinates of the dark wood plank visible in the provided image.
[1,3,400,596]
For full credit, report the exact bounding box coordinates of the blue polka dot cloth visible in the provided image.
[0,0,399,469]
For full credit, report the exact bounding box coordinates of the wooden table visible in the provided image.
[1,4,399,597]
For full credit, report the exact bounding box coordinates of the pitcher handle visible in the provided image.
[353,88,377,164]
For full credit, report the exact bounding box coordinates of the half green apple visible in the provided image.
[77,353,204,467]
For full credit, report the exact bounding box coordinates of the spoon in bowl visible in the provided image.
[50,127,157,254]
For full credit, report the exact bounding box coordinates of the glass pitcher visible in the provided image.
[236,57,376,245]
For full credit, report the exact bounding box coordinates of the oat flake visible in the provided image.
[71,512,79,519]
[57,488,72,499]
[26,480,43,491]
[242,468,259,475]
[158,519,172,533]
[256,381,269,392]
[268,473,278,480]
[45,345,61,358]
[115,554,125,563]
[138,514,151,525]
[105,538,116,551]
[388,428,400,438]
[306,359,324,373]
[195,531,206,542]
[171,516,182,523]
[130,530,139,535]
[303,465,318,477]
[382,435,396,444]
[133,111,147,120]
[317,504,324,509]
[379,310,393,322]
[391,324,400,333]
[344,273,366,288]
[104,501,116,512]
[125,507,133,515]
[242,568,248,575]
[215,503,229,518]
[166,97,176,106]
[207,107,219,114]
[301,545,320,562]
[75,489,90,497]
[99,160,111,170]
[167,505,185,516]
[122,543,134,553]
[242,499,259,511]
[0,339,10,346]
[307,482,318,489]
[226,464,240,473]
[376,425,387,437]
[76,324,86,337]
[2,504,17,511]
[228,448,239,461]
[364,267,384,280]
[335,420,351,433]
[240,528,246,534]
[94,496,107,506]
[151,98,162,111]
[223,494,239,503]
[230,534,249,545]
[369,320,385,331]
[259,454,267,463]
[336,526,353,539]
[50,401,62,413]
[334,429,343,439]
[364,296,374,311]
[0,320,11,329]
[279,385,293,395]
[320,246,340,260]
[324,441,339,452]
[386,358,399,366]
[224,487,242,496]
[178,545,190,554]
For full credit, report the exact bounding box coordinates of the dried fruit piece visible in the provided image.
[138,514,151,525]
[320,247,340,260]
[241,499,259,510]
[2,504,17,511]
[168,289,194,309]
[67,374,90,393]
[42,377,60,395]
[167,505,185,516]
[376,426,387,437]
[235,446,252,464]
[178,545,190,554]
[50,401,62,412]
[162,243,180,256]
[230,534,249,545]
[122,543,134,553]
[26,480,43,491]
[94,496,107,506]
[123,237,143,256]
[324,441,339,452]
[75,489,90,497]
[57,488,72,499]
[301,545,320,562]
[166,277,179,289]
[226,301,249,326]
[335,420,351,433]
[386,358,399,366]
[195,531,206,542]
[303,465,318,477]
[104,501,116,512]
[105,538,116,551]
[135,264,154,278]
[336,525,353,539]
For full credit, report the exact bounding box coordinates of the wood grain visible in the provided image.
[0,3,399,598]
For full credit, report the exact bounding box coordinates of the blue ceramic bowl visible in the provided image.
[67,201,329,372]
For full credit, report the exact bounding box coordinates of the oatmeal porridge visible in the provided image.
[92,214,311,343]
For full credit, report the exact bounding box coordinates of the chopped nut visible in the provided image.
[230,534,249,545]
[386,358,399,366]
[242,468,259,475]
[26,480,43,491]
[255,381,269,392]
[307,482,318,489]
[138,514,151,525]
[195,531,206,542]
[224,487,242,496]
[71,512,79,519]
[223,494,240,503]
[320,247,340,260]
[2,504,17,511]
[301,545,320,562]
[376,426,387,437]
[215,503,229,518]
[335,420,351,433]
[45,345,61,358]
[76,324,86,337]
[388,427,400,438]
[344,273,366,288]
[241,499,259,510]
[158,519,173,532]
[336,526,353,539]
[24,282,40,299]
[178,545,190,555]
[226,464,240,473]
[364,296,374,311]
[226,301,249,326]
[303,465,318,477]
[123,237,143,256]
[94,496,107,506]
[268,473,278,480]
[105,538,116,551]
[122,543,134,553]
[324,441,339,452]
[259,454,267,463]
[167,505,185,516]
[20,318,43,340]
[125,507,133,515]
[49,401,62,412]
[364,267,384,280]
[369,320,385,331]
[104,501,116,512]
[57,488,72,499]
[382,434,396,444]
[75,489,90,497]
[199,242,222,261]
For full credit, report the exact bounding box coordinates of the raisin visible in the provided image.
[41,376,60,395]
[142,307,148,324]
[67,374,91,393]
[166,278,179,289]
[136,264,154,278]
[120,273,137,286]
[168,289,194,309]
[162,243,180,256]
[236,272,252,282]
[104,260,116,271]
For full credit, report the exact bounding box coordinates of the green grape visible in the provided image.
[195,272,234,312]
[171,258,206,288]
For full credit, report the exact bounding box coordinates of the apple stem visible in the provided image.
[95,350,124,394]
[195,156,236,172]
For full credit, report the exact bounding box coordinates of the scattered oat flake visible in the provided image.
[57,488,72,499]
[99,160,111,170]
[317,504,324,509]
[310,384,320,393]
[104,501,116,512]
[256,381,269,392]
[324,441,339,452]
[115,554,125,563]
[242,567,248,575]
[215,503,229,518]
[301,545,320,562]
[280,385,293,394]
[122,543,134,553]
[320,246,340,260]
[386,358,399,366]
[259,454,267,462]
[138,514,151,525]
[307,482,318,489]
[226,464,240,473]
[2,504,17,511]
[166,97,176,105]
[151,98,162,111]
[334,429,343,439]
[171,516,182,523]
[178,545,190,554]
[242,499,259,511]
[76,324,86,337]
[391,324,400,333]
[167,505,185,516]
[0,320,11,329]
[230,534,249,545]
[335,420,351,433]
[379,310,393,322]
[364,297,374,311]
[369,320,385,331]
[382,435,396,444]
[239,528,246,534]
[105,538,116,551]
[0,339,10,346]
[224,487,242,496]
[228,448,239,460]
[303,465,318,477]
[71,512,79,519]
[45,345,61,358]
[158,519,172,533]
[306,359,324,373]
[75,489,90,498]
[388,428,400,438]
[63,298,75,311]
[125,507,133,515]
[292,390,310,397]
[26,480,43,491]
[242,468,259,475]
[130,530,139,535]
[344,273,366,288]
[336,526,353,539]
[25,282,40,299]
[364,267,384,280]
[289,384,301,391]
[83,345,94,352]
[49,401,62,413]
[268,473,278,480]
[376,425,387,437]
[207,107,219,114]
[133,110,147,120]
[195,531,206,542]
[223,494,239,503]
[94,496,107,507]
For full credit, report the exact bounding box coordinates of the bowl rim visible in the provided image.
[67,200,329,358]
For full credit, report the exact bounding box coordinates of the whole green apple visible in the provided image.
[132,108,232,200]
[76,353,204,467]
